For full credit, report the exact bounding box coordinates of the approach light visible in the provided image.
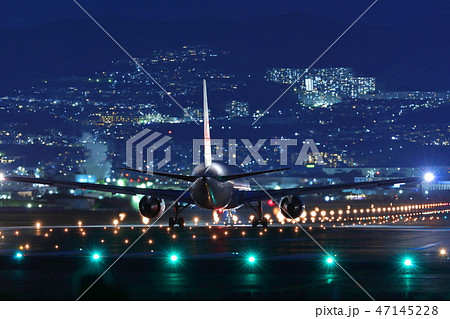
[248,256,256,263]
[404,259,412,266]
[424,173,435,182]
[170,254,178,262]
[92,253,100,260]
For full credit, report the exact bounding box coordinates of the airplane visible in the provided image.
[2,80,425,227]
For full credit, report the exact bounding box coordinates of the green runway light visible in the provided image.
[170,255,178,262]
[248,256,256,263]
[404,259,412,267]
[16,253,23,258]
[326,257,334,264]
[92,253,100,260]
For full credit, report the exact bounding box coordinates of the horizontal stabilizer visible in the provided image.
[119,167,198,182]
[120,167,291,182]
[215,167,291,182]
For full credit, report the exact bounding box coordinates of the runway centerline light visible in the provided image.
[424,172,435,182]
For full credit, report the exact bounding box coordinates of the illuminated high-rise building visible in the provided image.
[266,67,376,106]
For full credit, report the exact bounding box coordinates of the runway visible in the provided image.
[0,204,449,300]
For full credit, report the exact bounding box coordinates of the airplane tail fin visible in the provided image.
[203,79,212,167]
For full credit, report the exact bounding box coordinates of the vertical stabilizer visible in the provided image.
[203,79,212,167]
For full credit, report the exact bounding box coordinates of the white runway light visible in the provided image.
[424,172,435,182]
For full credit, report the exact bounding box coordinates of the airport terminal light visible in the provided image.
[424,172,435,182]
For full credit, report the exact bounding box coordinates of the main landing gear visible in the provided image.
[246,201,268,228]
[168,202,189,227]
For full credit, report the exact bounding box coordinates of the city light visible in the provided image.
[424,172,435,182]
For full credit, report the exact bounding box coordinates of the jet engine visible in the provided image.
[138,196,166,219]
[279,196,305,219]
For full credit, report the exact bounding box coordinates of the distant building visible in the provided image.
[183,107,202,122]
[225,100,249,118]
[266,67,376,106]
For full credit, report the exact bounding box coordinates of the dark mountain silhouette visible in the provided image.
[1,13,449,95]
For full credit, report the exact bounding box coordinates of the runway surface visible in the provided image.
[0,203,449,300]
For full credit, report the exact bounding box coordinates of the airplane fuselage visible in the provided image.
[190,162,248,210]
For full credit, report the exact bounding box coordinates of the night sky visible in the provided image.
[1,0,449,93]
[1,0,449,29]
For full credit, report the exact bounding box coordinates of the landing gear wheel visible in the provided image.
[179,217,185,227]
[169,217,175,228]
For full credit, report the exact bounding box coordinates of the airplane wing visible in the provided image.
[3,175,195,204]
[238,177,422,203]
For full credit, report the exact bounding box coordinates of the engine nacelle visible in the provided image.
[279,196,305,219]
[138,196,165,219]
